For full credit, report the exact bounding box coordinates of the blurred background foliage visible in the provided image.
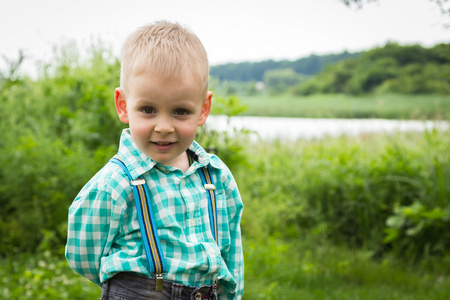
[1,41,449,298]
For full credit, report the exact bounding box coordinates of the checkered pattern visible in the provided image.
[65,129,244,299]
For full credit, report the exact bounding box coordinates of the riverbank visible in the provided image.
[206,115,449,141]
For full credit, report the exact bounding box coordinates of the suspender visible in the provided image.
[109,155,218,291]
[199,167,218,243]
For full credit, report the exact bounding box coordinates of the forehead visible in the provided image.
[126,64,207,94]
[128,71,205,101]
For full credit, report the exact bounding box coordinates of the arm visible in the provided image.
[218,175,244,300]
[65,173,125,286]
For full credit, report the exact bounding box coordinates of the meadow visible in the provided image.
[239,93,450,120]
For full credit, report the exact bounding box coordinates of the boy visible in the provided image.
[65,21,244,300]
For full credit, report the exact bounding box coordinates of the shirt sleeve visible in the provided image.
[65,170,126,286]
[218,173,244,300]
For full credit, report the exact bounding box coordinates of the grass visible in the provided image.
[238,93,450,119]
[0,251,101,299]
[244,237,450,300]
[2,238,449,300]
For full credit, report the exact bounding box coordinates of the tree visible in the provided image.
[263,68,305,94]
[340,0,450,16]
[292,43,450,95]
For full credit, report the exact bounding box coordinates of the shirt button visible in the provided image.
[189,219,196,227]
[209,247,216,255]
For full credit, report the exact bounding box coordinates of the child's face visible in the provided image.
[115,72,212,169]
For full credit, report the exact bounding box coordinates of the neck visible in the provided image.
[162,151,190,173]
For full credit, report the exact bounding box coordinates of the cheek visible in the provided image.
[129,119,152,138]
[178,122,198,138]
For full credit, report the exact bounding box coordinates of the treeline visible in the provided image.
[294,42,450,95]
[210,51,360,82]
[211,43,450,96]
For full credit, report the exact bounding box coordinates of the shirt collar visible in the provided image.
[187,140,222,170]
[117,129,221,180]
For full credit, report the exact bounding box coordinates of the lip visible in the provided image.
[151,141,176,151]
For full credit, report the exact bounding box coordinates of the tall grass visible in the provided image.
[244,238,450,300]
[236,129,450,263]
[1,252,101,299]
[237,129,450,298]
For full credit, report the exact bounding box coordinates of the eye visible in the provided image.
[141,107,155,114]
[174,108,189,116]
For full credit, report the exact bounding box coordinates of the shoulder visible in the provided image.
[209,154,232,179]
[208,154,235,185]
[205,154,243,221]
[206,154,242,205]
[74,160,133,206]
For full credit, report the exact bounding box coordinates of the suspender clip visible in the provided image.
[204,184,216,191]
[154,273,164,291]
[131,178,145,186]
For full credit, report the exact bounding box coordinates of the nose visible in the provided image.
[155,116,174,136]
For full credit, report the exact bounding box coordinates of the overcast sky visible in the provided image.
[1,0,448,73]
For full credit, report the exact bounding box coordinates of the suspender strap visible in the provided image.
[110,156,167,279]
[198,167,218,243]
[109,155,218,290]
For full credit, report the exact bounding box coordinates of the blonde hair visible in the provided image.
[120,21,209,96]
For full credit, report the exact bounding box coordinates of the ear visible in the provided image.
[115,88,129,124]
[197,91,212,126]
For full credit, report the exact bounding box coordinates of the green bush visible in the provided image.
[236,129,450,262]
[0,44,122,254]
[385,202,450,260]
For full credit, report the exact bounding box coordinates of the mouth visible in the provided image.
[152,141,176,151]
[154,141,173,145]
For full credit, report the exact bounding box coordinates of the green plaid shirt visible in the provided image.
[65,129,244,299]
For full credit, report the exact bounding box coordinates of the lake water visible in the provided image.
[205,116,449,141]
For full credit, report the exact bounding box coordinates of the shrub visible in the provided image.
[0,45,250,255]
[237,129,450,262]
[0,44,122,254]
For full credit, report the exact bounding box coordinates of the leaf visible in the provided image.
[406,221,424,236]
[386,215,405,229]
[383,228,400,244]
[422,207,447,220]
[403,202,424,217]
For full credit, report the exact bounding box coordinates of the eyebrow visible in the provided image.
[133,98,156,106]
[133,98,197,110]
